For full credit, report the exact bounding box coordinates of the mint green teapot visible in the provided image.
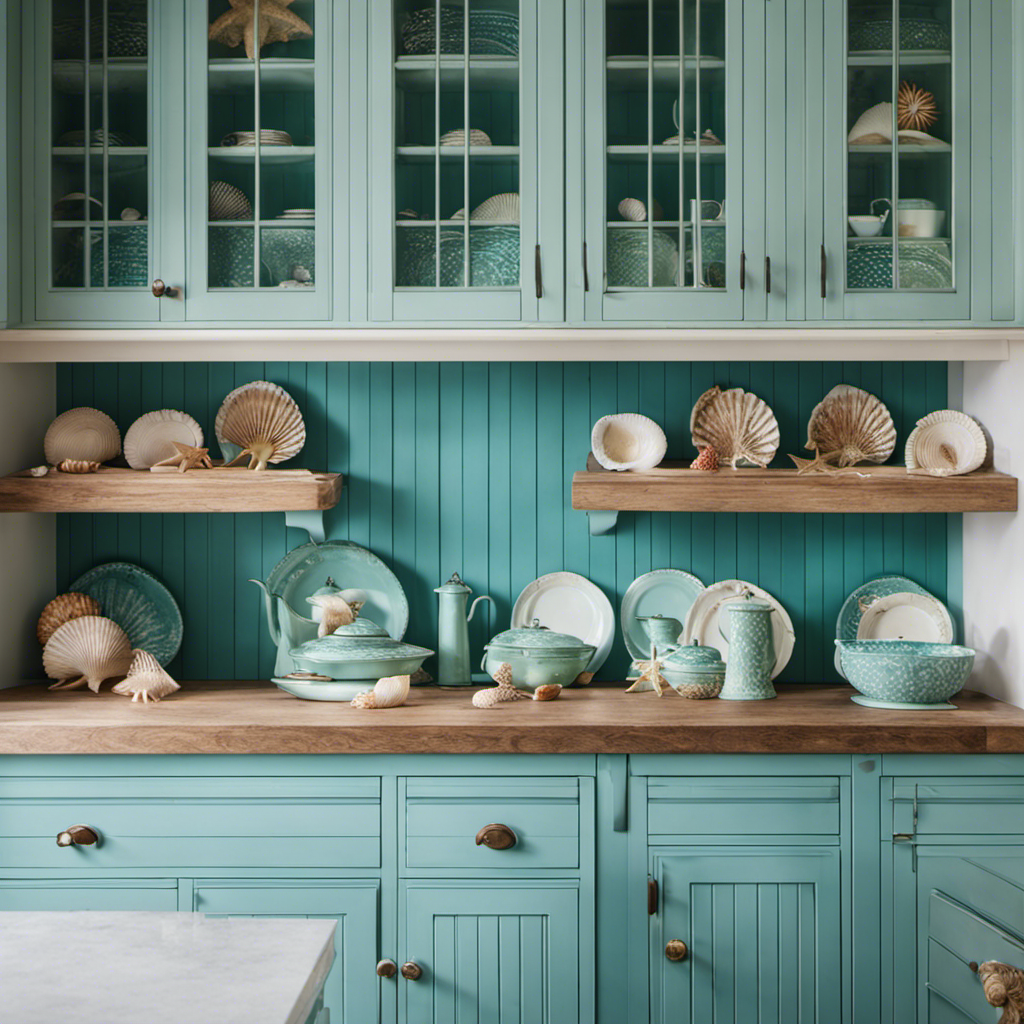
[249,578,321,677]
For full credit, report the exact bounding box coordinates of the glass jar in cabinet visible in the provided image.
[580,0,745,321]
[369,0,565,322]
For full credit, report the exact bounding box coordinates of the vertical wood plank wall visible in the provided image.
[55,361,950,683]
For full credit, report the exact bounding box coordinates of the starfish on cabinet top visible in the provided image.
[152,442,214,473]
[208,0,313,60]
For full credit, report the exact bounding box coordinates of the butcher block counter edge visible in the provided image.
[0,682,1022,755]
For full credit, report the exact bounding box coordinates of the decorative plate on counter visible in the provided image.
[621,569,705,662]
[856,591,954,643]
[271,677,369,702]
[512,572,614,673]
[70,562,182,666]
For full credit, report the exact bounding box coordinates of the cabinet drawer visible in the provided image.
[892,781,1024,837]
[0,777,381,869]
[648,777,841,837]
[403,778,579,872]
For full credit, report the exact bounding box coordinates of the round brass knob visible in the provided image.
[376,959,397,979]
[475,823,517,850]
[400,961,423,981]
[151,279,179,298]
[665,939,688,962]
[56,824,100,847]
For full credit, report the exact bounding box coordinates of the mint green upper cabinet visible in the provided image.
[580,0,746,321]
[369,0,565,322]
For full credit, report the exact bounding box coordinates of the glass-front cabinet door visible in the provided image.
[184,0,333,320]
[370,0,564,321]
[824,0,970,320]
[582,0,744,321]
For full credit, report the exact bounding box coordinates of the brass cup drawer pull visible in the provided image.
[401,961,423,981]
[665,939,689,962]
[376,959,397,979]
[56,824,100,847]
[475,823,517,850]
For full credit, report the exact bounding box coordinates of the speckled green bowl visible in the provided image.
[835,639,975,708]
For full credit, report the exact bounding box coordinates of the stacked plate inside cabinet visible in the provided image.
[439,129,493,146]
[621,569,706,667]
[219,129,293,147]
[56,129,139,147]
[846,239,952,289]
[401,6,520,56]
[512,572,615,675]
[834,575,953,677]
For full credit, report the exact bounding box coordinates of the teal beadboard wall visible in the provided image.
[55,361,951,683]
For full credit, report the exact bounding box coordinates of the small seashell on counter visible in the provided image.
[351,674,411,709]
[532,684,562,701]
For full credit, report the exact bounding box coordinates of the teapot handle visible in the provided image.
[467,595,495,624]
[870,197,891,222]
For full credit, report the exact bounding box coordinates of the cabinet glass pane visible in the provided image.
[207,0,317,290]
[604,0,727,291]
[393,0,521,290]
[846,0,953,292]
[50,0,150,290]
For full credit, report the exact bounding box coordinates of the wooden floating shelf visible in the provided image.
[573,458,1018,523]
[0,466,342,513]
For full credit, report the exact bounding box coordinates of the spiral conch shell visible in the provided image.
[43,615,132,692]
[905,410,986,477]
[112,649,180,703]
[690,386,780,469]
[37,593,102,646]
[350,674,411,709]
[215,380,306,471]
[806,384,896,466]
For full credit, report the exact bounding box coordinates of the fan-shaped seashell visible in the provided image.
[43,615,132,692]
[215,380,306,471]
[57,459,101,474]
[451,193,520,224]
[905,410,987,477]
[123,410,204,470]
[617,198,664,222]
[111,649,180,703]
[848,101,893,144]
[37,593,102,646]
[591,413,667,472]
[44,407,121,465]
[690,386,780,469]
[806,385,897,467]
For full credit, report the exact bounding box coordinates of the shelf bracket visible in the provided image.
[285,510,326,546]
[587,510,619,536]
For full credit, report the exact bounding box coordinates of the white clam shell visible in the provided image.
[123,410,204,470]
[43,615,132,692]
[215,380,306,471]
[372,674,411,708]
[591,413,668,472]
[905,410,987,476]
[112,649,180,703]
[690,386,780,469]
[848,101,893,144]
[44,407,121,465]
[806,384,896,466]
[451,192,520,224]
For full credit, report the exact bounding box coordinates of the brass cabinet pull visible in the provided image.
[535,245,543,299]
[376,959,397,979]
[739,250,746,290]
[765,255,771,295]
[820,244,827,299]
[648,879,658,915]
[475,823,517,850]
[401,961,423,981]
[665,939,689,962]
[151,279,180,298]
[56,824,100,847]
[583,242,590,292]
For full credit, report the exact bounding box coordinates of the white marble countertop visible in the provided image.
[0,912,335,1024]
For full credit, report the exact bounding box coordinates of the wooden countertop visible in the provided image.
[1,681,1023,755]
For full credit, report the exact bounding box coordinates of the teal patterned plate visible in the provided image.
[272,678,369,702]
[70,562,182,666]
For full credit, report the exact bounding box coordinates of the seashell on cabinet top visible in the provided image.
[591,413,667,472]
[690,386,780,469]
[44,407,121,466]
[124,410,204,470]
[43,615,132,693]
[215,380,306,471]
[806,384,897,467]
[111,649,180,703]
[905,410,986,477]
[37,592,102,646]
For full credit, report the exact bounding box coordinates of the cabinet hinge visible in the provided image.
[648,878,658,915]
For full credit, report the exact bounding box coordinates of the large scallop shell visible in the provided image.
[43,615,132,692]
[591,413,667,471]
[123,410,204,470]
[44,407,121,465]
[905,410,987,477]
[111,649,180,703]
[451,192,520,224]
[806,384,897,466]
[215,381,306,471]
[690,387,780,469]
[37,592,102,646]
[848,101,893,145]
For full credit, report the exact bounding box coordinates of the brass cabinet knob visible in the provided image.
[376,959,397,979]
[56,824,100,847]
[665,939,689,962]
[475,823,517,850]
[400,961,423,981]
[151,279,180,298]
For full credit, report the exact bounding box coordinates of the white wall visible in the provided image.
[0,363,55,686]
[963,344,1024,707]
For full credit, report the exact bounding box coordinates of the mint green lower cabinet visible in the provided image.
[0,878,179,911]
[401,882,579,1024]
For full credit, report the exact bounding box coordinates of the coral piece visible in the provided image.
[532,684,562,701]
[150,442,214,473]
[208,0,312,60]
[350,674,412,710]
[43,615,132,692]
[307,593,358,637]
[472,662,526,708]
[806,384,897,467]
[977,961,1024,1024]
[690,445,719,471]
[897,80,938,132]
[690,386,780,469]
[37,593,103,646]
[111,649,180,703]
[44,407,121,465]
[57,459,101,474]
[215,380,306,471]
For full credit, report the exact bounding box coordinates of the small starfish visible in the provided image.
[152,442,213,473]
[788,451,846,475]
[208,0,312,60]
[625,656,668,696]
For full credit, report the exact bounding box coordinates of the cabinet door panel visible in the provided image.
[0,879,178,911]
[652,848,841,1024]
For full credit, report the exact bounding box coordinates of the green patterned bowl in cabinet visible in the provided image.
[848,17,951,51]
[398,226,520,287]
[846,239,952,290]
[607,229,679,287]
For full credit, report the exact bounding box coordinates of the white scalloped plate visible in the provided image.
[856,591,954,644]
